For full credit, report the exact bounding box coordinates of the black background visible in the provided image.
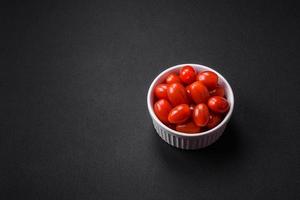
[1,0,300,199]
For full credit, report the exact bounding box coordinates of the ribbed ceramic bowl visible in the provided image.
[147,64,234,150]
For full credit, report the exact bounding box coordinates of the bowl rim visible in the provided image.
[147,63,234,137]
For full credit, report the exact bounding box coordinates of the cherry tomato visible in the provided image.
[207,113,222,129]
[188,81,209,104]
[154,84,168,99]
[197,71,218,89]
[154,99,172,124]
[176,121,201,133]
[166,73,181,84]
[167,83,189,106]
[189,104,195,112]
[168,104,191,124]
[208,96,229,113]
[179,65,196,84]
[185,85,194,103]
[153,66,230,133]
[209,85,225,97]
[193,103,210,127]
[186,85,191,95]
[186,85,193,103]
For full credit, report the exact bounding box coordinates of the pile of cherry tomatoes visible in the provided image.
[153,66,229,133]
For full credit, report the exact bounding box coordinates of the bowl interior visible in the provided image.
[147,64,234,137]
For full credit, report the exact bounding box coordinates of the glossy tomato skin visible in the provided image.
[154,99,172,124]
[154,84,168,99]
[208,96,229,113]
[166,73,181,84]
[186,85,193,103]
[197,71,218,89]
[176,121,201,133]
[179,66,196,84]
[193,103,210,127]
[185,85,193,103]
[189,104,195,112]
[188,81,209,104]
[167,83,189,106]
[168,104,191,124]
[209,85,225,97]
[186,85,192,95]
[207,113,222,129]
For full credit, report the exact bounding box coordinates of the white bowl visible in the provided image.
[147,64,234,150]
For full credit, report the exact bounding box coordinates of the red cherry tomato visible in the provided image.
[193,103,210,127]
[186,85,193,103]
[153,66,230,133]
[154,99,172,124]
[167,83,189,106]
[208,96,229,113]
[188,81,209,104]
[197,71,218,89]
[179,65,196,84]
[207,113,222,129]
[166,73,181,84]
[186,85,191,95]
[168,104,191,124]
[154,84,168,99]
[189,104,195,112]
[176,121,201,133]
[209,85,225,97]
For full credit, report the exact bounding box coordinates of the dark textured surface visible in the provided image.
[1,1,300,199]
